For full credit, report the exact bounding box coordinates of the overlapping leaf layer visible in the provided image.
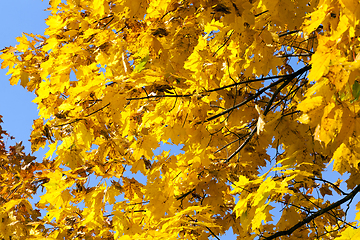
[2,0,360,239]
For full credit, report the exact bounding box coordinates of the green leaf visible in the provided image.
[351,80,360,103]
[134,54,149,73]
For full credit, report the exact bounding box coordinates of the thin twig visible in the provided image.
[278,30,300,37]
[214,133,250,154]
[224,65,311,162]
[206,65,311,122]
[255,10,269,17]
[54,103,110,127]
[311,178,347,196]
[225,127,257,163]
[263,184,360,240]
[276,53,313,58]
[187,215,220,240]
[206,74,291,93]
[126,94,192,100]
[212,30,234,57]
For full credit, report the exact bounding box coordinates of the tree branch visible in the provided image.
[224,126,257,163]
[207,65,311,122]
[278,30,300,37]
[206,73,294,93]
[276,53,313,58]
[126,94,192,100]
[255,10,269,17]
[213,30,234,57]
[223,65,311,162]
[54,103,110,127]
[311,178,347,196]
[263,184,360,240]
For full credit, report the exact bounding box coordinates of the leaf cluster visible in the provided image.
[2,0,360,239]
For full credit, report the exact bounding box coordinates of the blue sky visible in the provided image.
[0,1,49,157]
[0,1,358,239]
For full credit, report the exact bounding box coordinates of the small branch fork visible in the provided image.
[122,65,311,164]
[219,64,311,163]
[206,65,311,122]
[125,67,310,102]
[311,177,347,196]
[262,184,360,240]
[53,65,311,167]
[187,215,220,240]
[54,103,110,127]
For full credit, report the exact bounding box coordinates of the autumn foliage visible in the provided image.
[3,0,360,239]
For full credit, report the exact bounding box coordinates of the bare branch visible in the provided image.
[278,30,300,37]
[263,184,360,240]
[126,94,192,101]
[207,65,311,122]
[311,178,347,196]
[276,53,313,58]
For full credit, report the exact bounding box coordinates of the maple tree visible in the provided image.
[0,115,44,239]
[3,0,360,239]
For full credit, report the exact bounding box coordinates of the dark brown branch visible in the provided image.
[298,188,351,230]
[206,81,274,122]
[291,45,315,54]
[206,65,311,122]
[264,77,293,115]
[176,188,196,201]
[268,78,307,113]
[311,178,347,196]
[103,17,114,29]
[225,127,257,163]
[212,30,234,57]
[278,30,300,37]
[263,184,360,240]
[276,53,313,58]
[224,65,311,162]
[254,10,269,17]
[98,14,114,22]
[282,110,300,117]
[85,103,110,117]
[187,215,220,240]
[206,73,290,93]
[128,74,294,102]
[215,132,250,154]
[126,94,192,101]
[54,103,110,127]
[229,178,320,215]
[125,71,310,102]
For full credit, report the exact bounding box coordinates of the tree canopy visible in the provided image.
[2,0,360,239]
